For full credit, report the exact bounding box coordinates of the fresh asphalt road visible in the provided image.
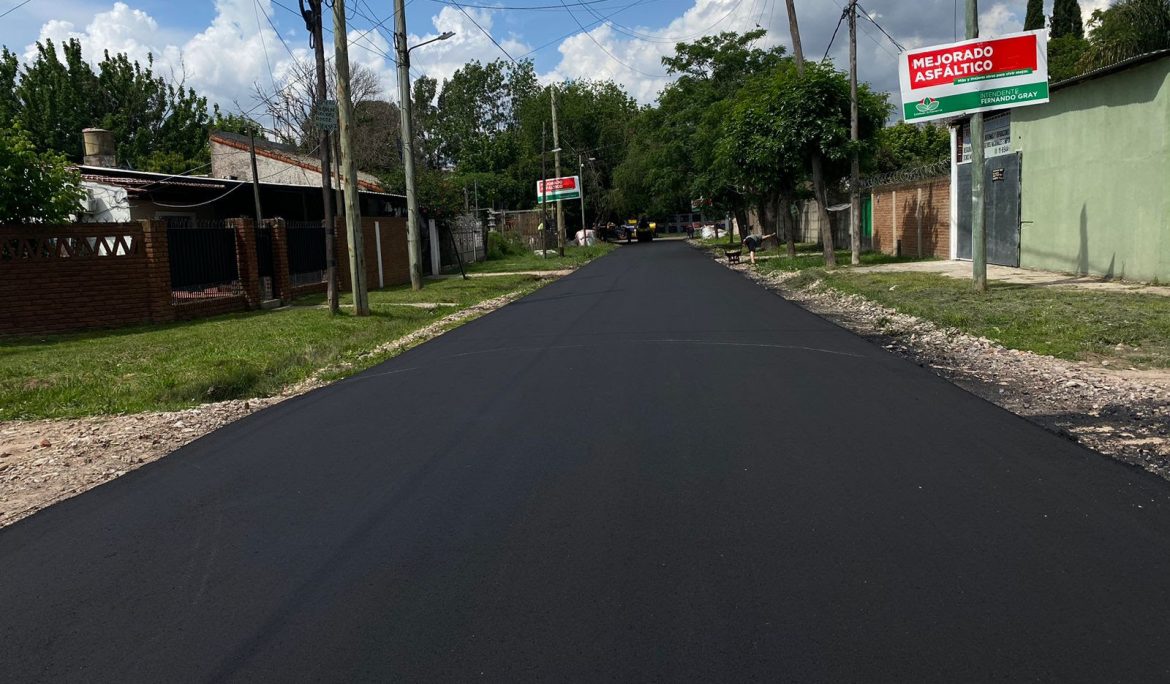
[4,242,1170,682]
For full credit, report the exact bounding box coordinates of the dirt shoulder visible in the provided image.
[711,252,1170,480]
[0,290,528,528]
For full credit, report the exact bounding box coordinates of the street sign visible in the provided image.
[537,176,581,203]
[314,100,338,130]
[898,30,1049,123]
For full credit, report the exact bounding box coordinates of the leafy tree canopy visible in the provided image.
[0,124,86,224]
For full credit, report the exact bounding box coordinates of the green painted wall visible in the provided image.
[1013,57,1170,283]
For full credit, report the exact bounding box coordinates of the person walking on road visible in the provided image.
[742,232,775,264]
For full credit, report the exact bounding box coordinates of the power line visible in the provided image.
[580,0,750,46]
[856,4,905,52]
[447,0,519,64]
[560,0,659,76]
[431,0,626,10]
[253,0,280,94]
[518,0,656,58]
[256,0,301,62]
[822,6,848,61]
[0,0,33,20]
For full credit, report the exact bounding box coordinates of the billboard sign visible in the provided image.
[898,30,1049,123]
[537,176,581,202]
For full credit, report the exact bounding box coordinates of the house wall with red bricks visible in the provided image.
[870,176,951,259]
[2,215,411,336]
[0,222,172,335]
[335,217,410,291]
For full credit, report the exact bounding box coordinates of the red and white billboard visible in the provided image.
[899,30,1049,123]
[537,176,581,202]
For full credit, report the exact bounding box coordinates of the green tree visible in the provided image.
[0,124,86,224]
[612,30,786,224]
[720,61,888,253]
[412,75,441,169]
[15,39,98,161]
[1025,0,1046,30]
[0,48,18,127]
[873,121,950,173]
[515,80,638,224]
[1051,0,1085,39]
[434,59,537,172]
[1048,35,1090,81]
[1083,0,1170,68]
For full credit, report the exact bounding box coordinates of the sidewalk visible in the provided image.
[860,259,1170,297]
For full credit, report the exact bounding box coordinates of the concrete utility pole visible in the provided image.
[784,0,837,268]
[848,0,861,266]
[541,124,549,255]
[579,153,587,244]
[394,0,423,291]
[332,0,369,315]
[967,0,988,291]
[550,86,565,256]
[301,0,338,313]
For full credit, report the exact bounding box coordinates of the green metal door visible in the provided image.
[862,195,873,239]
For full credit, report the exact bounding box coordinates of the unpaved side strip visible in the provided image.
[0,289,531,528]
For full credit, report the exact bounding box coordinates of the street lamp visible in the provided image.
[579,154,595,245]
[395,20,454,290]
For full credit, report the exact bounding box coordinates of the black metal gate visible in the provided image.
[957,152,1021,266]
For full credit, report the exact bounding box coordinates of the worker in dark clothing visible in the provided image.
[742,232,776,264]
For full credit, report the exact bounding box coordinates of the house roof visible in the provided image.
[209,130,386,193]
[1050,49,1170,92]
[77,165,405,199]
[945,50,1170,126]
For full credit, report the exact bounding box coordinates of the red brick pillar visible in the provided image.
[231,218,261,309]
[269,218,291,304]
[139,219,175,323]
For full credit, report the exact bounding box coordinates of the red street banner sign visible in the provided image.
[898,29,1049,123]
[537,176,581,202]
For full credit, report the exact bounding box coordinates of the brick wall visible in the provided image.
[335,217,410,291]
[870,176,951,259]
[2,215,410,336]
[0,222,171,335]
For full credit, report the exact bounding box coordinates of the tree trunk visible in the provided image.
[732,206,750,247]
[779,194,796,257]
[812,154,836,268]
[785,0,835,268]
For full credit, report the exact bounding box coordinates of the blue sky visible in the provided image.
[0,0,1109,119]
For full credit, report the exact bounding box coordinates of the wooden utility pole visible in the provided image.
[551,86,565,256]
[848,0,861,265]
[784,0,837,268]
[967,0,988,291]
[332,0,369,315]
[300,0,338,312]
[249,129,264,230]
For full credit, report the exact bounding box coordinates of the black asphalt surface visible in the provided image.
[4,241,1170,682]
